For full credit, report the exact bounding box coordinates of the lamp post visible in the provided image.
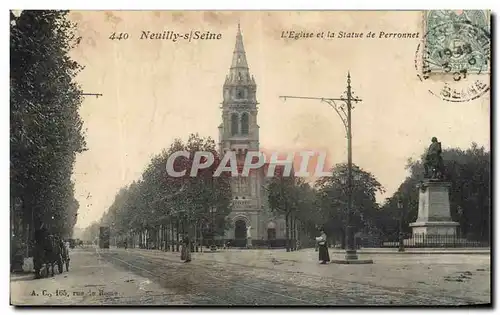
[199,219,209,253]
[398,198,405,252]
[280,72,372,264]
[110,222,116,248]
[209,207,217,251]
[339,173,362,249]
[457,205,463,238]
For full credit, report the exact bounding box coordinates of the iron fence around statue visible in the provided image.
[377,234,489,248]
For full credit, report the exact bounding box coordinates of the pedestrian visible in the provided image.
[181,233,192,263]
[315,228,330,264]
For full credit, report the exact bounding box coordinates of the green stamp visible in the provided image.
[423,10,491,74]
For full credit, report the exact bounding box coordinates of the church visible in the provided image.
[217,25,291,247]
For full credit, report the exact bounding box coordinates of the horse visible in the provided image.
[33,233,64,278]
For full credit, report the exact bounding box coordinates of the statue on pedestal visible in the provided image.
[411,137,458,242]
[424,137,445,180]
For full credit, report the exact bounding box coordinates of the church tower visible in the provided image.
[218,25,290,246]
[218,25,264,245]
[218,24,259,157]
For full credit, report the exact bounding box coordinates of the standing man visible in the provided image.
[182,233,192,263]
[315,228,330,264]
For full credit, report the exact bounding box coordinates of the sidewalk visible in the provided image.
[328,247,490,255]
[10,249,189,305]
[129,247,490,266]
[124,247,491,304]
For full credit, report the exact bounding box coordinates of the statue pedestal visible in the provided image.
[246,237,252,249]
[409,180,459,240]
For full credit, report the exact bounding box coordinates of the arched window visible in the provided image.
[241,112,249,135]
[231,113,239,135]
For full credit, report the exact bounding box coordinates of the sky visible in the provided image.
[69,11,490,228]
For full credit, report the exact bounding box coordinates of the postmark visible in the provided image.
[415,10,491,102]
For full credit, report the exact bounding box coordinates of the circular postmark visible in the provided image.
[415,20,491,102]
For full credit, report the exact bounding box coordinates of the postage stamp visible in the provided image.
[424,10,490,74]
[415,10,491,102]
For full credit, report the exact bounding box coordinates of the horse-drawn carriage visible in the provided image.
[33,230,70,279]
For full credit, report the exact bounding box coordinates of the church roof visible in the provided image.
[231,23,248,69]
[225,24,256,87]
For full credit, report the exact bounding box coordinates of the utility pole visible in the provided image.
[398,198,405,252]
[280,174,291,252]
[280,72,372,264]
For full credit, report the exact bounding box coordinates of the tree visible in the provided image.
[315,163,385,248]
[92,133,233,250]
[380,143,491,242]
[81,221,100,244]
[291,180,323,246]
[10,10,87,252]
[267,167,320,251]
[267,174,293,251]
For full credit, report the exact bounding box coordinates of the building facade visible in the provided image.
[218,26,288,245]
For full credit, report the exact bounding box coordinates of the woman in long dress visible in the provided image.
[315,228,330,264]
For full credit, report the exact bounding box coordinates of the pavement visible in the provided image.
[326,247,490,254]
[10,247,491,306]
[10,249,190,305]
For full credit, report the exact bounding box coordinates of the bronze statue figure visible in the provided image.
[424,137,445,179]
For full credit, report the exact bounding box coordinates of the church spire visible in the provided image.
[223,24,257,105]
[231,23,248,69]
[225,24,255,87]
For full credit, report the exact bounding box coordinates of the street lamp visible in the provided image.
[339,172,362,249]
[398,198,405,252]
[209,206,217,251]
[199,219,210,252]
[457,205,463,238]
[338,176,348,249]
[280,72,372,264]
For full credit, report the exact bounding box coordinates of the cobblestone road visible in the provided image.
[99,248,490,305]
[11,247,491,306]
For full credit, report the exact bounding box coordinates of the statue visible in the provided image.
[246,225,252,238]
[424,137,445,180]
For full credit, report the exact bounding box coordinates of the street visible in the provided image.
[9,8,492,310]
[10,247,491,306]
